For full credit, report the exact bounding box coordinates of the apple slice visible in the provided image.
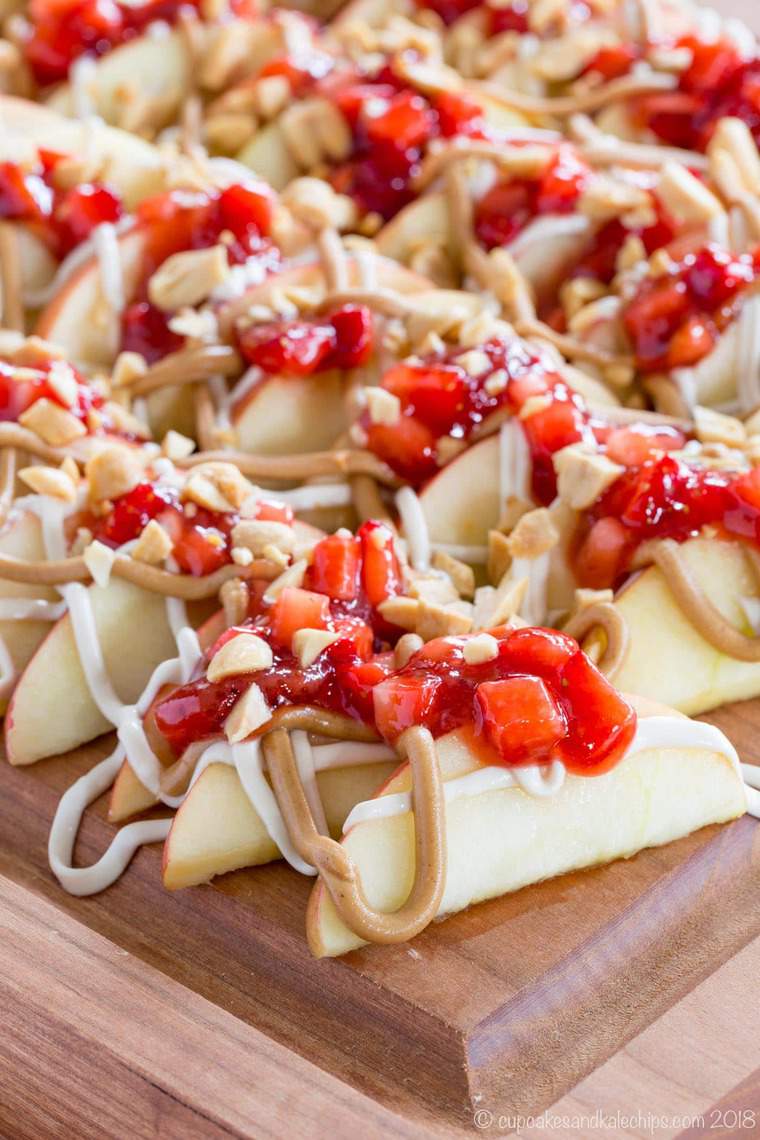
[0,95,166,208]
[376,192,450,266]
[592,536,760,716]
[237,122,301,191]
[5,578,180,766]
[0,510,60,713]
[307,707,746,956]
[420,435,501,548]
[227,257,433,455]
[162,757,396,889]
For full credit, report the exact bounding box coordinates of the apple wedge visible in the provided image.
[162,758,397,889]
[227,258,433,455]
[307,707,746,956]
[5,578,181,766]
[375,192,450,266]
[0,95,166,208]
[0,510,60,712]
[590,536,760,716]
[420,436,501,549]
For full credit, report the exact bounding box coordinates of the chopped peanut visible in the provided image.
[409,574,460,606]
[86,445,143,504]
[111,351,147,389]
[19,399,87,447]
[415,599,473,641]
[506,508,559,559]
[45,361,78,408]
[148,245,230,312]
[377,595,420,632]
[394,633,424,668]
[365,387,401,427]
[292,627,341,669]
[431,550,475,599]
[553,444,624,510]
[224,683,271,743]
[220,578,249,627]
[281,177,358,231]
[694,406,747,448]
[231,520,295,557]
[161,430,196,461]
[263,558,307,603]
[207,632,273,682]
[487,529,512,587]
[183,462,252,513]
[657,162,724,225]
[462,633,499,665]
[132,520,173,565]
[84,540,116,588]
[18,464,77,502]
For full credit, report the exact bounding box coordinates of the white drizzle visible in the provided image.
[499,418,531,508]
[395,486,430,571]
[342,717,748,831]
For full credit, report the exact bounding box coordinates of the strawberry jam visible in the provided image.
[90,480,292,576]
[637,36,760,151]
[23,0,207,86]
[120,180,278,363]
[623,243,760,372]
[374,627,636,774]
[151,521,404,754]
[0,153,122,259]
[237,305,373,376]
[0,355,113,430]
[474,145,589,250]
[323,67,490,221]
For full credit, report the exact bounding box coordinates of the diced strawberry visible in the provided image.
[0,162,51,222]
[238,318,336,376]
[54,183,123,256]
[474,180,533,250]
[358,521,404,607]
[433,90,485,137]
[475,676,568,766]
[305,533,361,601]
[372,672,443,742]
[536,145,588,214]
[584,43,637,81]
[270,587,330,649]
[172,524,228,577]
[364,413,438,485]
[255,499,294,525]
[383,361,468,436]
[558,652,637,775]
[218,180,273,241]
[326,305,373,369]
[604,424,685,467]
[667,314,716,368]
[574,517,631,589]
[364,90,434,151]
[499,627,577,679]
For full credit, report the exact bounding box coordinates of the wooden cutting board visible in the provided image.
[1,696,759,1138]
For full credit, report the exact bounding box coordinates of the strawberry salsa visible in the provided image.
[152,521,406,751]
[21,0,243,85]
[0,354,132,436]
[237,305,373,376]
[153,584,637,776]
[88,479,292,576]
[623,243,760,372]
[121,180,279,363]
[0,152,122,259]
[364,327,760,589]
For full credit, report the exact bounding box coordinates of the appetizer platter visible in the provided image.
[1,0,760,1131]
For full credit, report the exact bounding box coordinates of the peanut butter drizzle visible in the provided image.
[193,383,217,451]
[564,602,630,679]
[0,551,277,598]
[264,725,447,944]
[258,706,381,743]
[178,446,400,486]
[0,222,24,332]
[129,345,242,397]
[0,448,17,528]
[515,318,634,370]
[350,473,391,523]
[637,539,760,662]
[0,422,80,462]
[316,288,416,318]
[473,72,677,119]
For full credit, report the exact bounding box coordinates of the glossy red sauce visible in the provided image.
[22,0,262,85]
[623,243,760,372]
[0,152,122,259]
[89,479,292,576]
[636,36,760,152]
[0,354,117,431]
[237,304,373,376]
[321,67,492,221]
[474,145,589,250]
[152,522,404,753]
[120,180,278,363]
[374,626,636,774]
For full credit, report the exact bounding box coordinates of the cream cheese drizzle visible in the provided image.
[396,486,430,571]
[342,717,748,832]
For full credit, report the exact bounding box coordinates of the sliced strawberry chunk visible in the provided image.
[574,517,631,590]
[270,587,331,649]
[54,183,123,256]
[326,305,373,369]
[373,672,443,743]
[558,652,636,775]
[476,675,568,766]
[238,318,336,376]
[359,521,403,607]
[306,533,361,601]
[500,627,577,679]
